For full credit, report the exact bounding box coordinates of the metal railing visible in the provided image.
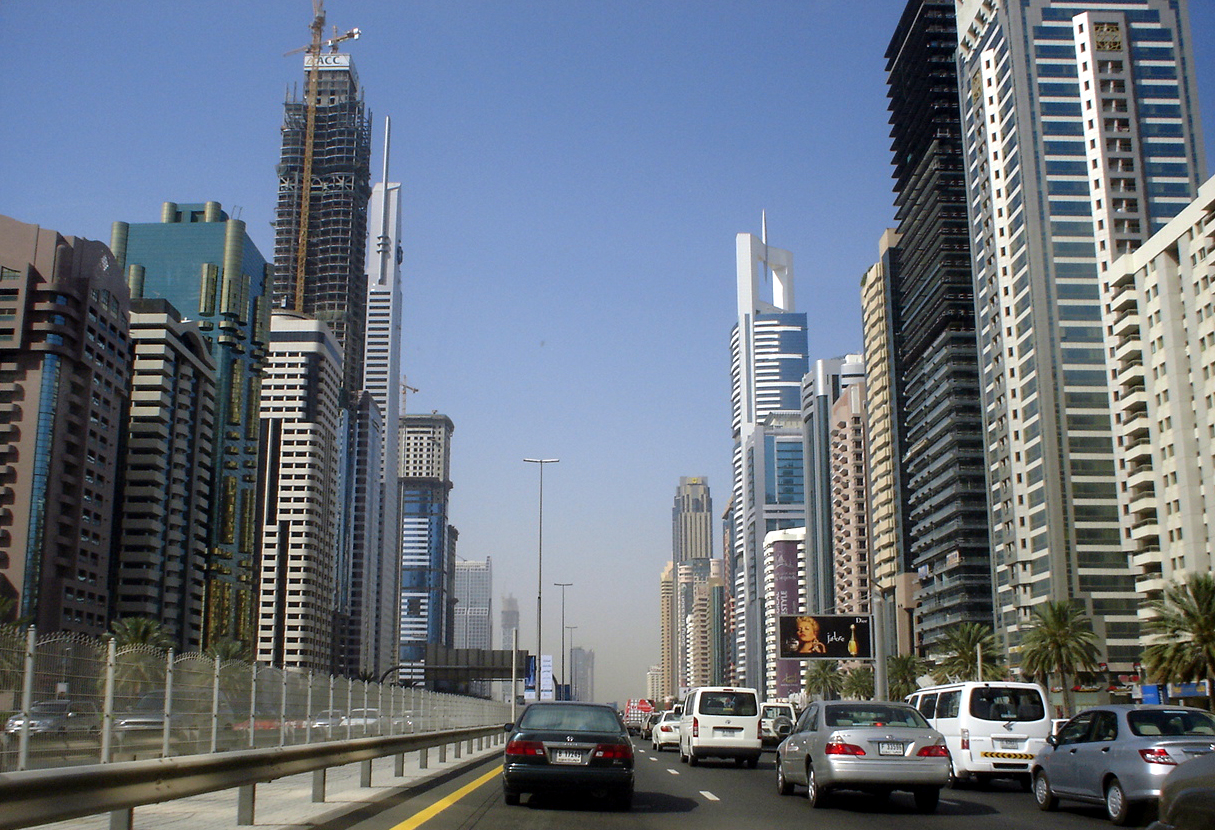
[0,627,510,772]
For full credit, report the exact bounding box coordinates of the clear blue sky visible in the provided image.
[4,1,1214,706]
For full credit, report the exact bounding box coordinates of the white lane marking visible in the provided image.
[700,791,720,801]
[667,768,680,775]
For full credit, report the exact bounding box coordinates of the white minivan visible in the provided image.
[678,686,762,768]
[905,681,1052,789]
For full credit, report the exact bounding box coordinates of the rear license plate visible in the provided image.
[878,742,904,756]
[713,727,741,737]
[998,739,1021,750]
[552,750,583,764]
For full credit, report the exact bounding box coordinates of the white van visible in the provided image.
[905,681,1051,788]
[678,686,762,768]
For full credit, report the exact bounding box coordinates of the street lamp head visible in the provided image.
[524,458,560,464]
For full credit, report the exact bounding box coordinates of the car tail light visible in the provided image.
[692,717,699,738]
[824,741,866,756]
[960,728,970,751]
[594,743,633,760]
[505,740,545,757]
[660,724,673,733]
[917,744,950,757]
[1139,748,1178,765]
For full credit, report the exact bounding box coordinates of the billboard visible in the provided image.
[778,615,873,660]
[772,538,803,697]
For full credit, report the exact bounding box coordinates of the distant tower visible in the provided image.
[274,16,372,399]
[672,477,712,563]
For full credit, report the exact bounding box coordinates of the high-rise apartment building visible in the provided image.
[274,48,372,399]
[363,118,405,679]
[830,382,872,616]
[117,299,216,649]
[256,312,344,671]
[762,527,805,700]
[673,477,713,562]
[112,202,270,648]
[571,646,594,703]
[885,0,994,656]
[802,355,865,614]
[398,412,456,684]
[729,228,809,688]
[454,558,493,651]
[658,561,675,700]
[669,476,714,696]
[955,0,1204,671]
[1108,175,1215,606]
[0,216,130,636]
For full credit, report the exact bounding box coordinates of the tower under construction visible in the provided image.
[273,37,372,399]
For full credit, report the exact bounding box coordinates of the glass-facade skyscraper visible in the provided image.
[955,0,1204,671]
[112,202,270,648]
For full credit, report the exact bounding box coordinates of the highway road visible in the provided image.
[341,738,1126,830]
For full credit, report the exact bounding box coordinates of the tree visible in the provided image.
[932,623,1004,684]
[804,660,843,701]
[204,637,252,663]
[841,665,874,700]
[109,617,176,650]
[887,653,926,701]
[1019,601,1100,718]
[1142,573,1215,712]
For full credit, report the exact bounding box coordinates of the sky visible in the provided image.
[4,1,1215,707]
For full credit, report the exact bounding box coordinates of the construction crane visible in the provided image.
[284,1,360,312]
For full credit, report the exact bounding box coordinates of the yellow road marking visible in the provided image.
[390,765,502,830]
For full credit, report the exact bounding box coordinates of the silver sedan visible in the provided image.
[1033,704,1215,825]
[775,700,951,812]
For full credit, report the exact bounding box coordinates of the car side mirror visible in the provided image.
[1045,734,1058,747]
[774,717,793,737]
[504,722,515,732]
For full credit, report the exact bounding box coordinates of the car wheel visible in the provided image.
[1105,778,1139,826]
[679,744,688,763]
[807,765,830,808]
[1034,771,1058,812]
[913,787,940,813]
[777,762,794,796]
[503,788,520,806]
[688,750,699,767]
[747,755,759,769]
[947,760,965,789]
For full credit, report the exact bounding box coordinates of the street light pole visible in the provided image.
[554,582,572,697]
[524,458,559,680]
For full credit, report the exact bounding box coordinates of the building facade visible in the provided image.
[117,299,216,649]
[830,381,872,616]
[454,558,493,651]
[0,216,130,636]
[112,202,270,648]
[256,312,344,671]
[955,0,1205,671]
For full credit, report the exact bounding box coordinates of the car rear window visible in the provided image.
[1128,709,1215,737]
[824,704,928,728]
[519,705,621,732]
[697,692,758,716]
[969,688,1045,722]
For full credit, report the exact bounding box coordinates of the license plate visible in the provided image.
[713,727,741,737]
[879,742,904,756]
[552,749,583,764]
[998,739,1021,750]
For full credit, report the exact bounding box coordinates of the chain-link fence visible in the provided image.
[0,627,510,772]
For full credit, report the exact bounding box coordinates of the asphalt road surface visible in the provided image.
[335,738,1131,830]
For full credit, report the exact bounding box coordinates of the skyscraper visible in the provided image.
[257,311,344,671]
[398,412,456,684]
[111,202,270,648]
[955,0,1205,671]
[884,0,993,655]
[672,477,712,563]
[274,45,372,399]
[729,227,809,687]
[454,558,493,651]
[0,216,129,636]
[670,477,715,696]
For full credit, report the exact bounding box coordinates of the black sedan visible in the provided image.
[502,701,634,809]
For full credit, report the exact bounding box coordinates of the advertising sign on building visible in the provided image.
[778,615,873,660]
[523,655,537,700]
[539,654,554,700]
[772,539,803,697]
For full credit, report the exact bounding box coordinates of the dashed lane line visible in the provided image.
[700,791,720,801]
[666,769,680,775]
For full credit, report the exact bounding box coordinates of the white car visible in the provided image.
[650,710,680,751]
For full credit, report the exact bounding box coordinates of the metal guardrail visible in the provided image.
[0,724,505,830]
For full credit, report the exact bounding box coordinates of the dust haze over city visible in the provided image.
[4,0,1215,707]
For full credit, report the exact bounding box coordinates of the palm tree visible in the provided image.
[841,665,874,700]
[1142,573,1215,712]
[110,617,176,650]
[204,637,251,663]
[932,623,1004,684]
[1019,601,1100,718]
[888,653,926,701]
[804,660,843,701]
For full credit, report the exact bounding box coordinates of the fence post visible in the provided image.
[100,637,117,763]
[237,784,255,825]
[279,668,288,747]
[306,671,314,744]
[163,649,174,758]
[16,625,35,770]
[248,663,258,749]
[210,656,221,754]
